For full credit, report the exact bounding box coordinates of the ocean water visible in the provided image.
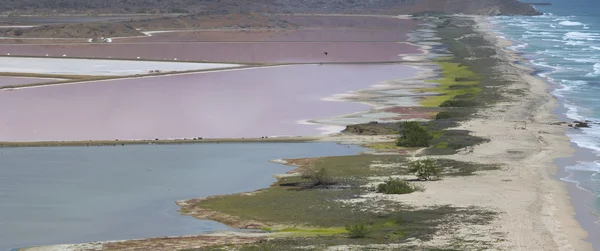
[489,0,600,218]
[0,143,363,251]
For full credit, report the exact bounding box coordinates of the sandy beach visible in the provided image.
[398,16,592,250]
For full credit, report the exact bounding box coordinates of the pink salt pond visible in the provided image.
[0,42,419,63]
[0,64,418,141]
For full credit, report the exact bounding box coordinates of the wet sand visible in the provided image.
[0,64,417,142]
[0,42,419,63]
[0,76,61,87]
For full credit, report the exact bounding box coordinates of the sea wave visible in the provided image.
[566,161,600,173]
[586,63,600,77]
[564,31,600,40]
[560,21,585,26]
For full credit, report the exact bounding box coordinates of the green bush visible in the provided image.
[439,99,478,107]
[345,223,368,238]
[435,111,459,120]
[377,178,420,194]
[409,158,444,181]
[397,121,432,147]
[301,167,336,187]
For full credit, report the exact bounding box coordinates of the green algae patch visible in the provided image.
[362,142,407,150]
[420,58,481,107]
[274,227,348,237]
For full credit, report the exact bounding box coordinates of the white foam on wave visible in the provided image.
[570,130,600,154]
[559,21,585,26]
[566,161,600,173]
[562,100,589,121]
[565,40,585,46]
[564,57,599,63]
[564,31,599,41]
[508,42,528,50]
[591,46,600,51]
[583,63,600,77]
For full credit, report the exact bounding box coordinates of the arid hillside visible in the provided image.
[0,0,539,16]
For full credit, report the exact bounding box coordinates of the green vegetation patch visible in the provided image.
[424,130,490,155]
[420,58,481,107]
[187,154,498,249]
[377,178,423,194]
[188,205,497,250]
[397,121,432,147]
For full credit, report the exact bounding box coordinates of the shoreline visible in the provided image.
[482,16,600,250]
[554,104,600,248]
[473,16,592,250]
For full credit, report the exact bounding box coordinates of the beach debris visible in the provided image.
[324,52,328,55]
[569,120,591,128]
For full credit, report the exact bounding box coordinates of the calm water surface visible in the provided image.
[0,142,363,251]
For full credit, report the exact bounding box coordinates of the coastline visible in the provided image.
[554,102,600,249]
[481,15,600,250]
[15,15,597,251]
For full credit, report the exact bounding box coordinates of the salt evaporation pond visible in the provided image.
[0,64,418,142]
[0,142,363,251]
[0,57,240,76]
[0,42,419,63]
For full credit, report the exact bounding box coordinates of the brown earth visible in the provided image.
[0,13,292,39]
[125,12,296,31]
[0,22,142,38]
[0,0,540,16]
[0,0,538,39]
[99,234,268,251]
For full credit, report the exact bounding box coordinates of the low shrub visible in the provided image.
[439,99,478,107]
[301,167,336,187]
[345,223,368,238]
[397,121,432,147]
[409,158,444,181]
[435,111,459,120]
[377,178,421,194]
